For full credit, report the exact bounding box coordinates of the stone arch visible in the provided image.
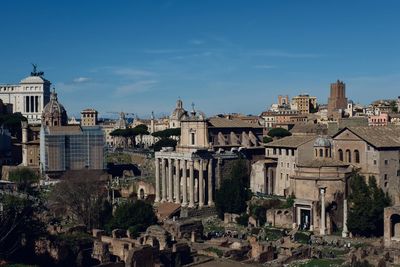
[390,214,400,240]
[139,188,145,199]
[354,150,360,163]
[338,149,343,161]
[346,149,352,163]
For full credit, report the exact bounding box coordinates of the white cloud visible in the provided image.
[115,80,158,96]
[113,68,155,77]
[73,77,91,83]
[189,39,205,45]
[249,49,321,59]
[253,65,276,69]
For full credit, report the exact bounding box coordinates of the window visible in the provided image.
[281,162,283,167]
[319,149,323,157]
[292,149,295,156]
[397,170,400,176]
[367,145,371,151]
[354,150,360,163]
[385,160,388,165]
[273,148,276,155]
[287,163,289,168]
[280,173,283,179]
[374,160,377,165]
[384,174,388,180]
[190,132,195,145]
[338,149,343,161]
[346,149,351,163]
[286,174,289,181]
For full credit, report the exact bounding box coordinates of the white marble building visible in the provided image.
[0,67,51,124]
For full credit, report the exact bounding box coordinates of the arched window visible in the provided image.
[338,149,343,161]
[319,149,323,157]
[346,149,352,163]
[354,150,360,163]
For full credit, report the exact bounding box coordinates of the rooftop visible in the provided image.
[265,135,317,148]
[208,117,262,128]
[334,126,400,148]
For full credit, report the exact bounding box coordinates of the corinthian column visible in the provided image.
[155,158,160,202]
[320,187,326,236]
[175,159,181,204]
[208,159,214,206]
[199,159,204,208]
[182,160,188,207]
[189,160,195,208]
[161,158,167,202]
[168,158,174,202]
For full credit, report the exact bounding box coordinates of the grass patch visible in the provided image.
[262,227,285,241]
[292,258,344,267]
[204,247,224,258]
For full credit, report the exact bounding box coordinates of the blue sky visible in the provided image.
[1,0,399,118]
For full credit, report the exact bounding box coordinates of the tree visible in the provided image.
[347,173,391,237]
[0,113,27,138]
[267,128,292,139]
[263,136,273,143]
[153,138,177,152]
[152,128,181,139]
[49,175,112,230]
[106,200,157,237]
[9,168,39,193]
[215,160,250,219]
[0,193,46,261]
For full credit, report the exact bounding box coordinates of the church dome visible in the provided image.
[313,137,331,147]
[170,99,188,120]
[42,89,68,126]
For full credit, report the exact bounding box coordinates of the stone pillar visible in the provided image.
[161,158,167,202]
[342,198,349,237]
[182,160,188,207]
[189,161,195,208]
[199,160,204,208]
[267,167,273,195]
[168,158,173,202]
[208,159,214,206]
[155,158,160,202]
[217,158,222,189]
[174,159,181,204]
[320,187,326,236]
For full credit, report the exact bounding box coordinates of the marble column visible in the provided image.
[199,159,204,208]
[155,158,160,202]
[320,187,326,235]
[267,168,273,195]
[168,158,173,202]
[208,159,214,206]
[174,159,181,204]
[182,160,188,207]
[216,158,222,189]
[161,158,167,202]
[189,161,195,208]
[342,198,349,237]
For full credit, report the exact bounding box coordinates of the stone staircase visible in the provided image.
[180,206,217,218]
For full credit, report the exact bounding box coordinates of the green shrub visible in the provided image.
[263,136,273,143]
[236,214,249,226]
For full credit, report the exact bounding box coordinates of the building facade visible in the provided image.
[81,108,98,126]
[0,67,51,124]
[291,94,317,115]
[327,80,348,118]
[154,107,264,208]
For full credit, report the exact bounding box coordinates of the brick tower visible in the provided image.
[327,80,348,118]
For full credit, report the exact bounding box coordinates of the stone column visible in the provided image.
[320,187,326,236]
[208,159,214,206]
[267,167,273,195]
[168,158,173,202]
[174,159,181,204]
[342,198,349,237]
[155,158,160,202]
[182,160,188,207]
[189,161,195,208]
[161,158,167,202]
[216,158,222,189]
[199,160,204,208]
